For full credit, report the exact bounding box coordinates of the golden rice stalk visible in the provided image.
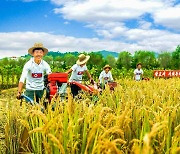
[28,127,44,134]
[129,139,141,144]
[174,147,180,153]
[17,119,30,130]
[43,140,52,154]
[174,124,180,132]
[67,87,74,115]
[85,122,101,152]
[43,116,62,134]
[95,139,123,154]
[47,133,65,154]
[148,121,168,137]
[27,110,48,124]
[72,141,79,154]
[101,126,124,139]
[112,138,126,145]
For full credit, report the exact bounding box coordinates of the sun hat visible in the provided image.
[76,54,90,65]
[103,64,111,70]
[28,42,48,56]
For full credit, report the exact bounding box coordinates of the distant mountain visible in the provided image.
[154,52,159,58]
[97,50,119,58]
[44,50,119,58]
[22,50,158,59]
[23,51,79,58]
[46,51,79,57]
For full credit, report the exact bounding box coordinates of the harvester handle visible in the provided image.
[20,94,34,105]
[20,94,45,112]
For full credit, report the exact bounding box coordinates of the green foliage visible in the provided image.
[63,54,77,68]
[132,51,157,69]
[116,51,132,69]
[88,52,105,69]
[43,56,53,65]
[158,52,172,69]
[171,45,180,69]
[105,55,116,68]
[0,45,179,89]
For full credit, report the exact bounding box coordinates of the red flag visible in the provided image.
[32,73,42,78]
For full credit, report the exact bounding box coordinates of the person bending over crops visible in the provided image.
[98,65,113,89]
[66,54,93,97]
[134,63,144,81]
[16,43,51,103]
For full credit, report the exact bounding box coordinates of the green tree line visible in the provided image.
[0,45,179,88]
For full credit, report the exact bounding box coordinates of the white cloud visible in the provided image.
[52,0,180,31]
[0,31,179,58]
[138,21,152,30]
[153,4,180,30]
[51,0,75,5]
[51,0,180,52]
[0,32,125,58]
[1,0,179,58]
[54,0,164,22]
[92,22,127,39]
[64,21,69,25]
[125,29,180,51]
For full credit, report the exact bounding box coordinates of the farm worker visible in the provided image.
[134,63,144,81]
[98,64,113,88]
[16,43,51,103]
[66,54,93,97]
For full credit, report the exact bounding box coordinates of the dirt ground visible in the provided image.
[0,88,18,153]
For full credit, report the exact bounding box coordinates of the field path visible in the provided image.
[0,88,18,153]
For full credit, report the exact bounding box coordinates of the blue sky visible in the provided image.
[0,0,180,57]
[0,0,96,37]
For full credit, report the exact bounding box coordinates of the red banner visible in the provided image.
[153,70,180,78]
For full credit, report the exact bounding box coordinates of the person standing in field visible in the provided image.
[66,54,93,97]
[16,43,51,103]
[98,65,113,88]
[134,63,144,81]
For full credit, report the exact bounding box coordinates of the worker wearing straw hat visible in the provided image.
[98,64,113,88]
[16,43,51,102]
[66,54,93,97]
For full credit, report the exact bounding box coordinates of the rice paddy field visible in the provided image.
[0,78,179,154]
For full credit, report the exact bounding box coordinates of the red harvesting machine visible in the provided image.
[45,73,68,101]
[44,73,99,101]
[44,73,117,101]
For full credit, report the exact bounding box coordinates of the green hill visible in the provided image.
[45,50,119,58]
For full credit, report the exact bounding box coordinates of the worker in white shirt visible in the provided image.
[66,54,93,97]
[134,63,144,81]
[16,43,51,103]
[98,65,113,88]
